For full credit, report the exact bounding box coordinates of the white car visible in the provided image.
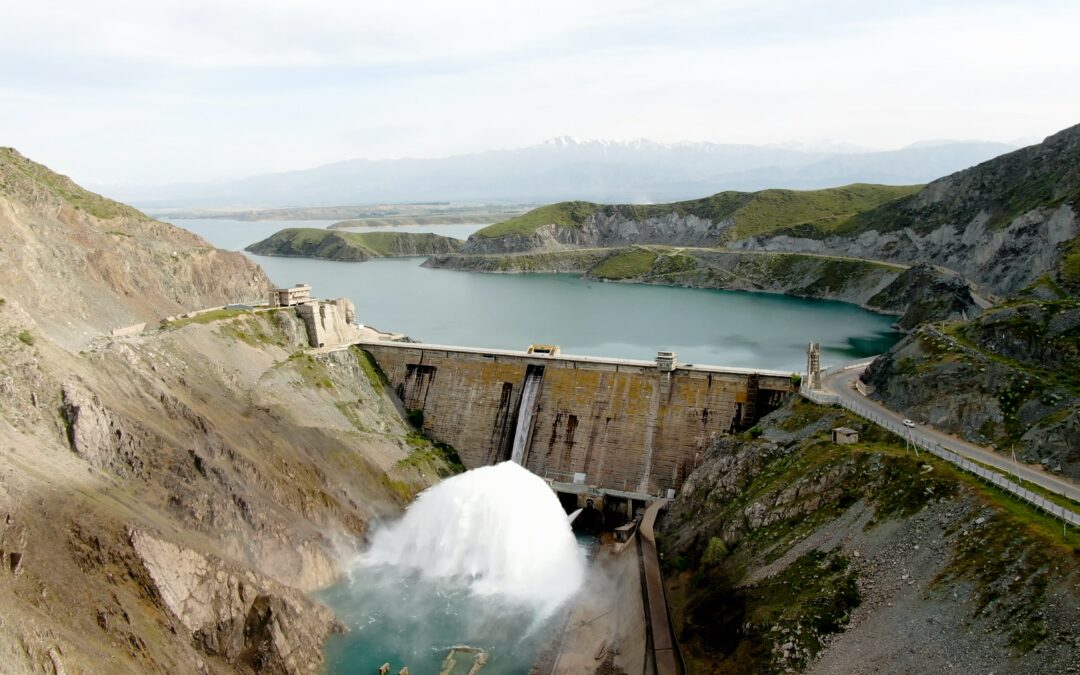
[903,419,916,428]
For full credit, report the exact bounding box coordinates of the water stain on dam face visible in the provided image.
[362,343,796,495]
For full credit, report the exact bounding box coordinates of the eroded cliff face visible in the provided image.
[0,302,452,674]
[0,148,271,350]
[660,398,1079,674]
[729,204,1077,298]
[0,151,454,674]
[862,301,1080,479]
[461,213,728,254]
[730,124,1080,298]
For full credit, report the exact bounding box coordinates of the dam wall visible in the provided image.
[357,341,795,496]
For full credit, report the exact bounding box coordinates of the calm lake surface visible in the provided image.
[173,218,900,372]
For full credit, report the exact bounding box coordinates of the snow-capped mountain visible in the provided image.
[116,137,1018,208]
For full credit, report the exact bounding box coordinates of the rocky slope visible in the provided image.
[245,227,462,261]
[461,184,918,254]
[862,297,1080,479]
[660,397,1079,674]
[730,123,1080,298]
[435,124,1080,317]
[0,151,458,674]
[0,148,270,350]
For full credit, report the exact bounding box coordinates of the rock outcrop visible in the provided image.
[730,124,1080,297]
[865,262,983,329]
[461,184,917,254]
[661,397,1080,674]
[862,303,1080,478]
[130,530,341,675]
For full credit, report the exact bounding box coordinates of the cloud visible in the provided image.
[2,0,1078,186]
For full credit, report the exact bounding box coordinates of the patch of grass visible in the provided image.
[162,308,246,329]
[701,537,729,566]
[1059,235,1080,292]
[355,348,388,394]
[217,314,283,347]
[682,550,860,673]
[288,353,336,390]
[472,184,918,242]
[650,252,701,276]
[472,201,601,238]
[867,451,959,519]
[936,507,1071,654]
[1020,274,1069,299]
[1,147,148,220]
[398,432,466,478]
[245,228,462,260]
[380,475,415,502]
[334,401,370,433]
[17,330,34,346]
[776,398,827,432]
[720,184,920,240]
[588,247,659,279]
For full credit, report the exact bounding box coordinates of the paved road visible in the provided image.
[822,365,1080,503]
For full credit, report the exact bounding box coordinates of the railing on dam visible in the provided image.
[800,377,1080,528]
[355,338,799,496]
[348,338,796,378]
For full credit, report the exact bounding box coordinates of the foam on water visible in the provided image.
[361,462,586,611]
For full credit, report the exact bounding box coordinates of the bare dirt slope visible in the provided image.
[0,147,270,349]
[0,151,454,674]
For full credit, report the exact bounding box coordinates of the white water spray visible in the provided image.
[362,462,585,611]
[510,369,543,464]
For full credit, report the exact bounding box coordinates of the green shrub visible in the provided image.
[748,426,764,439]
[17,330,34,346]
[702,537,729,566]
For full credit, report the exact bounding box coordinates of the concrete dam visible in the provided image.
[357,340,796,496]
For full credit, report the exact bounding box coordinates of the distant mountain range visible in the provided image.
[117,137,1017,208]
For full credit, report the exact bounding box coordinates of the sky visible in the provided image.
[2,0,1079,187]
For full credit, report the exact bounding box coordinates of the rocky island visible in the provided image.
[246,227,463,261]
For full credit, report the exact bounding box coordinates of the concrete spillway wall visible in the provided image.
[359,342,795,496]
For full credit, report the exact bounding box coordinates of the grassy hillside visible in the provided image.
[0,147,147,220]
[832,124,1080,238]
[471,184,919,241]
[246,227,463,261]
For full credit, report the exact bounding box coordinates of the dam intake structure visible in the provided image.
[349,340,797,496]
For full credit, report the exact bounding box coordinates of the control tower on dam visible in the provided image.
[355,340,796,497]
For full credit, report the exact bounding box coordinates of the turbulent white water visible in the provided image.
[510,370,543,464]
[362,462,585,611]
